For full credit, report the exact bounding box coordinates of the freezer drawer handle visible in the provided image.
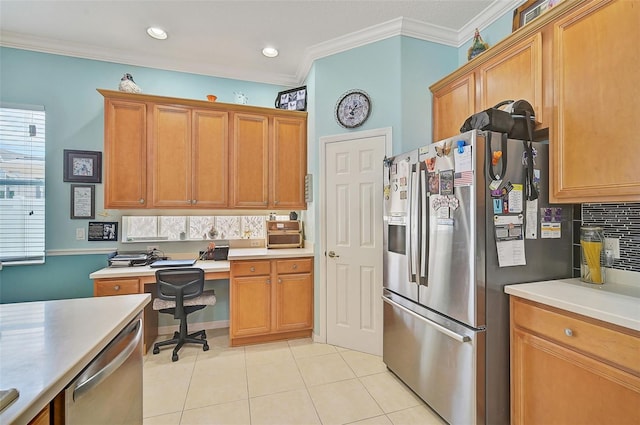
[71,317,142,402]
[382,296,471,343]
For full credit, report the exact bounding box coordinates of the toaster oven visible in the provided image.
[266,220,303,248]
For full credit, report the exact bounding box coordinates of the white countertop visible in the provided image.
[505,278,640,331]
[0,294,150,424]
[89,246,314,279]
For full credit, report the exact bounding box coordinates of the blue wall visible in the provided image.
[0,47,284,310]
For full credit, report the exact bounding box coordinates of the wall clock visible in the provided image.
[335,89,371,129]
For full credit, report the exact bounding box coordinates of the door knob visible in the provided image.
[328,251,340,258]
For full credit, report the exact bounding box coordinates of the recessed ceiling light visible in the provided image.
[262,47,279,58]
[147,27,168,40]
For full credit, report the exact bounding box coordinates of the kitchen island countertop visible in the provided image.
[505,278,640,331]
[0,294,150,424]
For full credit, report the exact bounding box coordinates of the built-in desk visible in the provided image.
[89,247,314,351]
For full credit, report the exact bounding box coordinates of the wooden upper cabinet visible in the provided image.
[479,32,543,126]
[103,99,147,208]
[432,73,475,142]
[271,116,307,209]
[551,0,640,202]
[150,104,191,208]
[99,89,307,209]
[230,112,269,208]
[192,109,229,208]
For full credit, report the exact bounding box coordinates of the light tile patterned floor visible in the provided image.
[143,328,446,425]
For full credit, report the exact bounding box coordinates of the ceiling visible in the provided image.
[0,0,522,87]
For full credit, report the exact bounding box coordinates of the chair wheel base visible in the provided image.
[172,353,178,362]
[203,343,209,351]
[153,346,160,355]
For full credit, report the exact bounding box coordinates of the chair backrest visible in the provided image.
[155,268,205,318]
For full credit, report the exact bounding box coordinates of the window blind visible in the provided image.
[0,104,46,265]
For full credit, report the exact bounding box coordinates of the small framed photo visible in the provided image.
[275,86,307,111]
[70,184,95,219]
[88,221,118,241]
[512,0,560,31]
[63,149,102,183]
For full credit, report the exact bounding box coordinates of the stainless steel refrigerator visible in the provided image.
[382,130,573,425]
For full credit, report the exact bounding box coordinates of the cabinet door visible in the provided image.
[231,275,271,337]
[511,328,640,425]
[271,116,307,209]
[552,0,640,202]
[104,99,147,208]
[432,73,475,141]
[192,109,228,208]
[230,113,269,208]
[275,272,313,332]
[479,32,543,125]
[150,105,192,208]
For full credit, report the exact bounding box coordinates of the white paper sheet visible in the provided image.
[496,239,527,267]
[525,199,538,239]
[508,183,523,213]
[454,145,472,172]
[541,222,562,239]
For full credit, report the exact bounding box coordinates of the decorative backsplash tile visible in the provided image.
[582,203,640,272]
[241,216,265,238]
[216,216,241,239]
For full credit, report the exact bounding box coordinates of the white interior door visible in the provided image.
[324,133,387,355]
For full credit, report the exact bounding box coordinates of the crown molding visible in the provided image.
[1,0,524,87]
[0,31,299,86]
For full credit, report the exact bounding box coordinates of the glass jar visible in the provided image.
[580,226,604,284]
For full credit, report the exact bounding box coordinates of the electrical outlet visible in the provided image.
[603,238,620,259]
[147,245,159,252]
[76,228,85,240]
[250,240,261,247]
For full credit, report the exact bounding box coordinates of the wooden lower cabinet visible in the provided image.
[510,297,640,425]
[230,257,313,346]
[93,278,158,353]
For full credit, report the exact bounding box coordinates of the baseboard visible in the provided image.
[157,320,229,336]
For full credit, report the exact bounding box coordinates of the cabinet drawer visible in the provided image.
[94,279,140,296]
[512,298,640,374]
[231,260,271,276]
[276,258,312,274]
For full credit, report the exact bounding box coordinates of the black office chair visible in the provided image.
[152,268,216,361]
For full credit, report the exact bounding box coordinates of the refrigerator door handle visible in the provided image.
[382,296,471,343]
[419,164,428,284]
[407,164,419,282]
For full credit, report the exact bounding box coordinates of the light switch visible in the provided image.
[76,228,85,240]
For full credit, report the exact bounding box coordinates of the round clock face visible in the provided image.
[335,90,371,129]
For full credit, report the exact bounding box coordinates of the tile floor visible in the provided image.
[143,328,446,425]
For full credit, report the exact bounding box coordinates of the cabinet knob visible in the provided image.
[274,200,279,205]
[187,200,191,204]
[250,266,255,272]
[266,279,271,284]
[114,285,120,291]
[278,278,282,283]
[139,198,144,204]
[564,328,573,337]
[192,199,197,205]
[292,264,298,269]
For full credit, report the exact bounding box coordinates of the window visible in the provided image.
[0,104,46,265]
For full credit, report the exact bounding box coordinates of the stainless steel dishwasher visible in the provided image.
[65,313,143,424]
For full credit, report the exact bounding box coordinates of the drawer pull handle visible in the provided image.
[564,328,573,337]
[266,279,271,284]
[250,267,255,272]
[292,264,298,269]
[114,285,120,291]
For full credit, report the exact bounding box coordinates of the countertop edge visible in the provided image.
[505,279,640,332]
[2,294,151,425]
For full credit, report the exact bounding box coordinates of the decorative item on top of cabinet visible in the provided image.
[467,28,489,61]
[551,0,640,203]
[510,296,640,425]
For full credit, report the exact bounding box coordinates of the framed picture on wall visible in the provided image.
[274,86,307,111]
[512,0,561,31]
[88,221,118,241]
[63,149,102,183]
[70,184,95,219]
